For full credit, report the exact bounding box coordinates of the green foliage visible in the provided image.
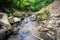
[0,0,54,11]
[11,0,30,8]
[11,0,54,11]
[31,0,54,11]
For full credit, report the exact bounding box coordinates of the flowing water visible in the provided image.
[19,13,43,40]
[8,14,41,40]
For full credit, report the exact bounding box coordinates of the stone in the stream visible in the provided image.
[13,17,21,22]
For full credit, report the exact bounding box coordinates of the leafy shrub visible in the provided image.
[31,0,54,11]
[0,0,54,11]
[11,0,54,11]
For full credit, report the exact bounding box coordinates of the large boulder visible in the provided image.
[0,13,12,40]
[0,13,12,30]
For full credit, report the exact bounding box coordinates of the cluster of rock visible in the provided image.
[34,0,60,40]
[0,12,21,40]
[0,10,34,40]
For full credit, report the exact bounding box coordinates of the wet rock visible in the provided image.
[13,17,21,22]
[23,17,30,23]
[0,13,12,30]
[8,16,14,24]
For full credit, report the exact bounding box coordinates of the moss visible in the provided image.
[13,12,20,17]
[35,10,50,21]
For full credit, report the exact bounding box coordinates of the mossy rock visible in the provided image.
[13,11,22,17]
[35,10,50,21]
